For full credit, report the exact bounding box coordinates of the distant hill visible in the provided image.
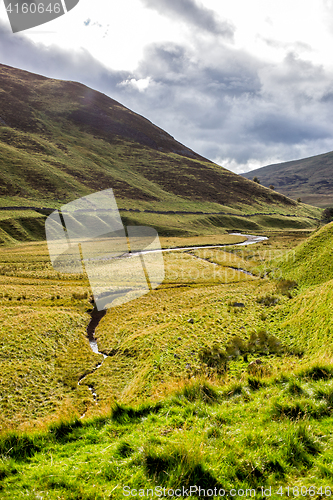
[0,64,321,239]
[241,151,333,208]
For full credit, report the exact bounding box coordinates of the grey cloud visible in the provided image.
[249,113,330,144]
[140,0,234,38]
[121,39,333,170]
[2,20,333,174]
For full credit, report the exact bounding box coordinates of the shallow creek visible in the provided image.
[78,232,268,414]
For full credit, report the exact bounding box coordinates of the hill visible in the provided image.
[272,221,333,289]
[0,63,321,241]
[241,151,333,207]
[266,222,333,358]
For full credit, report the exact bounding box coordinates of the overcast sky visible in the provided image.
[1,0,333,172]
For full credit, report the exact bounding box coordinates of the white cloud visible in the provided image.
[118,77,152,92]
[140,0,234,38]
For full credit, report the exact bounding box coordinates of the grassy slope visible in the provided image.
[267,222,333,358]
[0,232,324,423]
[0,210,46,245]
[2,367,333,498]
[0,242,101,431]
[274,222,333,288]
[242,151,333,207]
[0,63,321,242]
[0,234,250,430]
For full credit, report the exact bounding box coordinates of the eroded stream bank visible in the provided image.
[87,308,107,356]
[78,308,107,417]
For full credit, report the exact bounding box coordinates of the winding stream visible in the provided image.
[78,232,268,415]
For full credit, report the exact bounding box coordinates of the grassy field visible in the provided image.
[3,364,333,499]
[0,205,321,246]
[1,227,333,497]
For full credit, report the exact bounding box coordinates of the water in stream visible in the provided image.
[78,232,268,414]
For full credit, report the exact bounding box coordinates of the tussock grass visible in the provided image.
[173,379,220,405]
[299,364,333,381]
[143,445,222,489]
[0,432,43,461]
[281,424,321,466]
[271,399,330,421]
[111,402,163,423]
[1,363,333,496]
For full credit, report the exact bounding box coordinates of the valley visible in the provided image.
[1,226,333,496]
[1,63,333,497]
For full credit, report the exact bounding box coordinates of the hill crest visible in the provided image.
[0,63,321,238]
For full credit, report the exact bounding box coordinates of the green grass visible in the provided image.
[0,207,321,245]
[1,64,333,496]
[271,221,333,288]
[0,234,307,428]
[1,365,333,498]
[1,227,333,494]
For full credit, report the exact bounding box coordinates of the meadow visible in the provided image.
[1,227,333,498]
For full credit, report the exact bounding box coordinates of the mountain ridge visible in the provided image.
[0,63,321,240]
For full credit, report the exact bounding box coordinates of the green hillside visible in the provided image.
[242,151,333,207]
[0,63,321,242]
[1,63,333,496]
[273,222,333,288]
[266,222,333,360]
[277,279,333,357]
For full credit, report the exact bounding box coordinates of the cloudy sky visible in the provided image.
[1,0,333,172]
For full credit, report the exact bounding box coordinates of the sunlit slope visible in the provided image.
[0,64,320,224]
[275,279,333,357]
[274,222,333,288]
[267,222,333,357]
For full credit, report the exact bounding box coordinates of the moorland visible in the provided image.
[0,63,321,243]
[1,63,333,499]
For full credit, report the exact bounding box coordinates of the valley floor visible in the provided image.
[1,229,333,497]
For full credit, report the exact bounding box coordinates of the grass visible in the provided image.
[1,365,333,498]
[1,225,333,494]
[242,149,333,208]
[0,232,324,429]
[1,64,333,496]
[272,221,333,288]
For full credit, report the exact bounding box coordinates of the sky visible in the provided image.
[1,0,333,173]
